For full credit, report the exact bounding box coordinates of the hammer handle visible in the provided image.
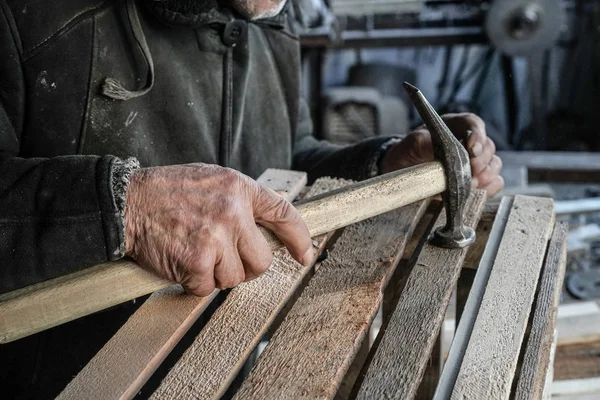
[0,162,445,343]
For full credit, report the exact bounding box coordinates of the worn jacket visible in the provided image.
[0,0,392,294]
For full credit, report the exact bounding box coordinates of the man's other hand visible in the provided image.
[380,113,504,197]
[123,164,314,297]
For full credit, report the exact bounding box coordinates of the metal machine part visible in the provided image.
[321,87,409,145]
[486,0,566,56]
[329,0,423,17]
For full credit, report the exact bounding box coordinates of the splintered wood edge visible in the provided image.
[58,169,308,400]
[353,190,487,400]
[232,200,430,399]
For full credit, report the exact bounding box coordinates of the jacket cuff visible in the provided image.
[366,136,404,178]
[96,156,140,261]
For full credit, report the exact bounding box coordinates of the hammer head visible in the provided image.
[403,82,476,248]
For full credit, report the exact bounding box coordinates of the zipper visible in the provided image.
[220,48,233,167]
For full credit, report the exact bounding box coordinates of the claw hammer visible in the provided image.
[0,83,475,343]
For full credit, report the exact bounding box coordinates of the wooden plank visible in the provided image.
[57,169,308,400]
[415,335,442,399]
[542,329,557,400]
[498,151,600,171]
[556,302,600,346]
[498,151,600,183]
[434,197,514,399]
[553,339,600,381]
[514,222,568,400]
[150,178,352,400]
[450,195,555,400]
[462,201,497,270]
[552,377,600,397]
[353,190,487,400]
[234,200,430,399]
[0,162,446,344]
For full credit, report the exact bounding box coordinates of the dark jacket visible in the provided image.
[0,0,392,294]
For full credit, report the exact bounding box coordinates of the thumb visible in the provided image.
[252,185,314,266]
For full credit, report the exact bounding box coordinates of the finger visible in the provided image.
[471,137,496,176]
[480,176,505,198]
[214,249,245,290]
[467,129,487,158]
[253,186,313,266]
[238,221,274,280]
[181,251,217,297]
[443,113,486,145]
[474,155,503,188]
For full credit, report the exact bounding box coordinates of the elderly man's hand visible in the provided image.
[380,113,504,197]
[124,164,314,297]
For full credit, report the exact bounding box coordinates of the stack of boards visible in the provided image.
[43,169,565,399]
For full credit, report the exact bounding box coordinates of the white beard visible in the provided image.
[231,0,287,20]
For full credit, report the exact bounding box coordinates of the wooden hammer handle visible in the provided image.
[0,162,445,343]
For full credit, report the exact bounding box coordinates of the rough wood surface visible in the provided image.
[151,178,352,400]
[450,195,555,400]
[514,222,568,400]
[415,335,442,400]
[354,190,487,400]
[435,197,514,399]
[57,169,307,400]
[234,200,430,399]
[0,163,445,344]
[294,162,444,239]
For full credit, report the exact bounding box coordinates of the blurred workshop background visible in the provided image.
[290,1,600,398]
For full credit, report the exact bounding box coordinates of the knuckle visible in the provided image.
[256,253,274,274]
[493,155,503,171]
[263,197,296,223]
[486,137,496,153]
[465,113,485,127]
[184,280,215,297]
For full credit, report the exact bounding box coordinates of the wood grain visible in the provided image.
[150,178,353,400]
[353,190,487,400]
[0,162,446,344]
[234,200,430,399]
[514,222,568,400]
[450,195,555,400]
[57,169,307,400]
[435,197,514,399]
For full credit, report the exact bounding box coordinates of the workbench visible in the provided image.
[47,168,566,399]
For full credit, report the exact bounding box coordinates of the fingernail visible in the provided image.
[471,142,483,157]
[301,248,315,266]
[472,177,479,188]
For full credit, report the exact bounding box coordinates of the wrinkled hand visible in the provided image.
[124,164,314,297]
[381,113,504,197]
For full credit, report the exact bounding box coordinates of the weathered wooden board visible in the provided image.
[58,169,307,400]
[151,178,351,400]
[234,199,430,399]
[434,197,513,399]
[353,190,487,400]
[514,222,568,400]
[450,195,555,400]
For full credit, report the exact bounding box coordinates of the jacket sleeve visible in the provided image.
[0,102,131,294]
[0,4,135,294]
[292,99,397,183]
